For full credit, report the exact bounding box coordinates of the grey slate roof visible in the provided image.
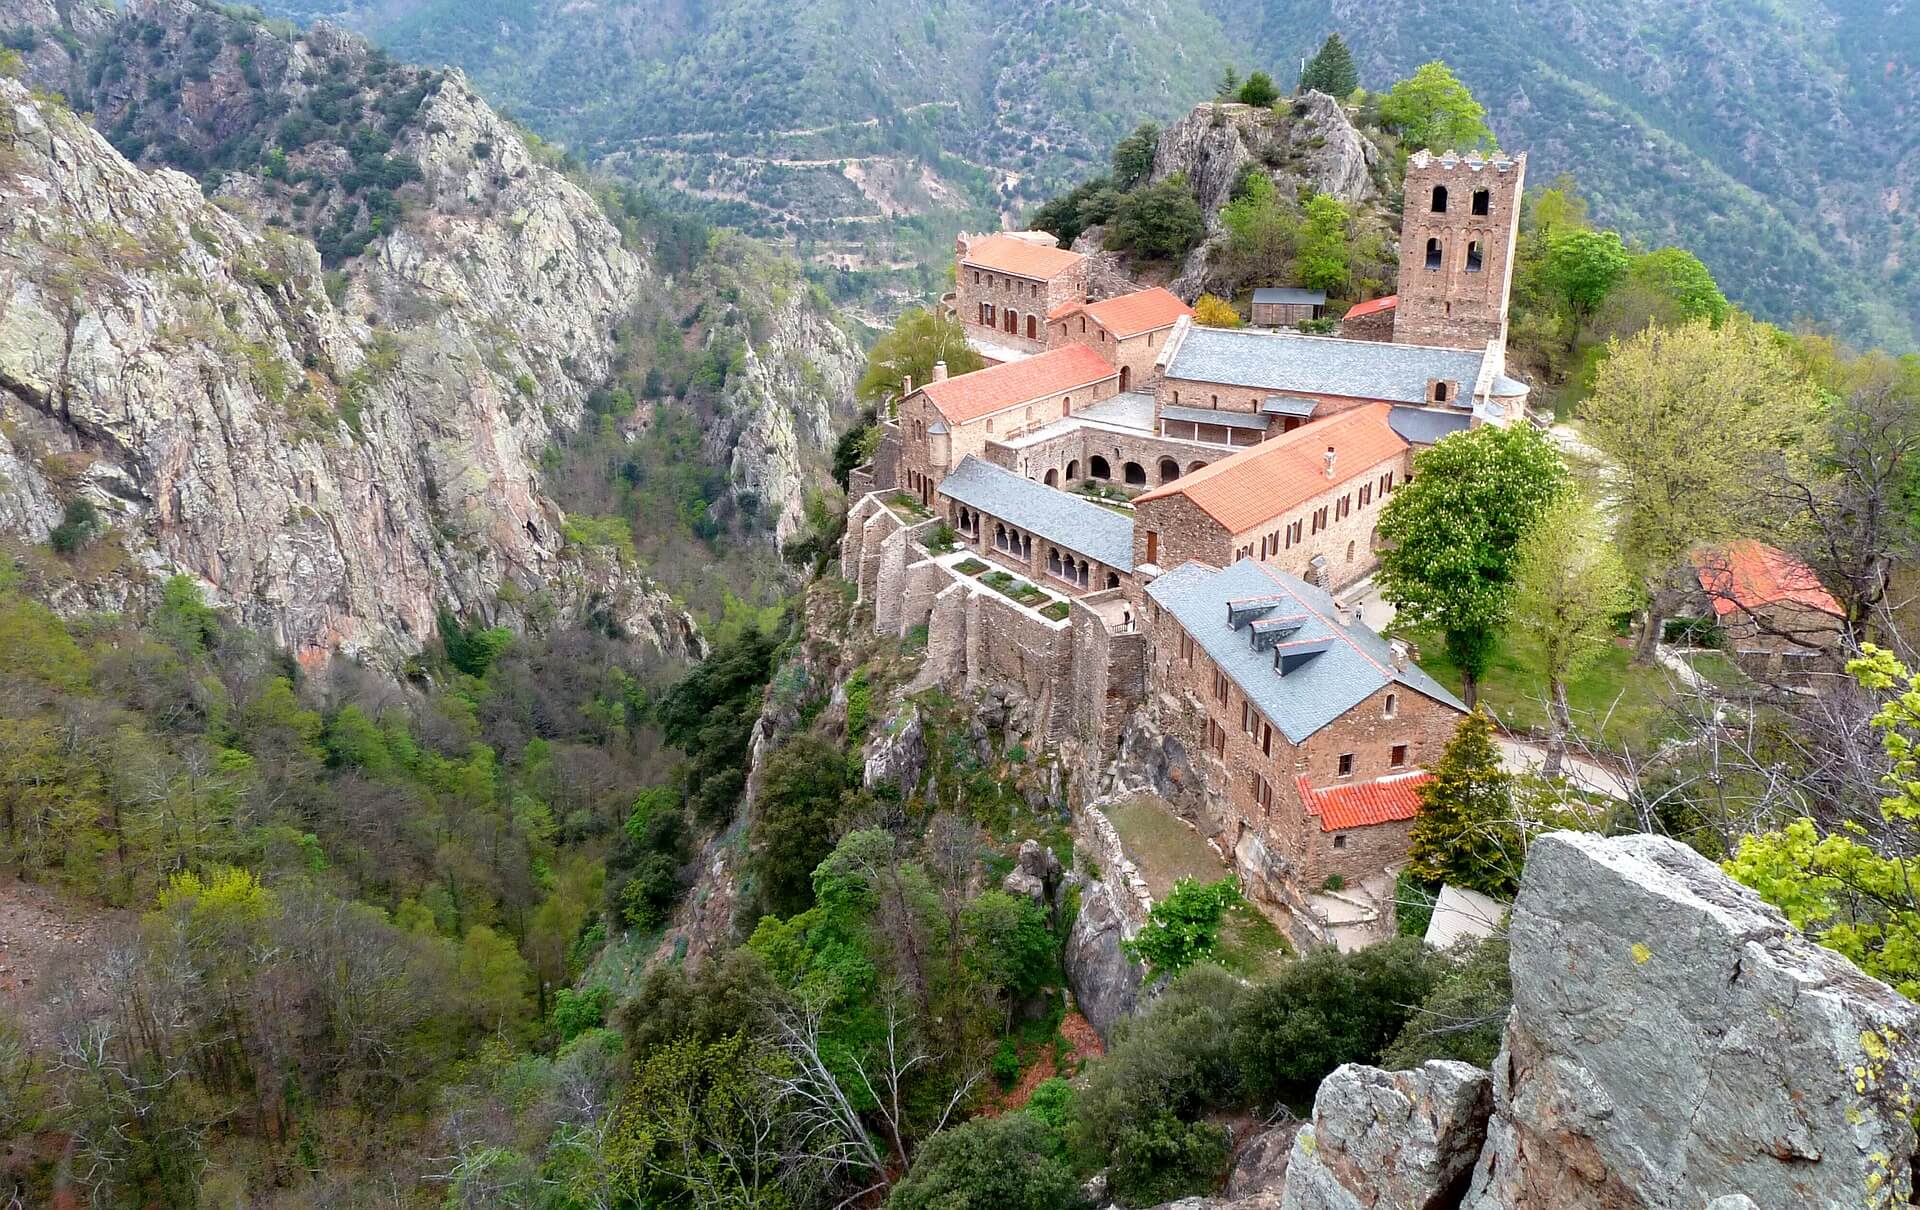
[1490,373,1529,396]
[1387,406,1472,446]
[1161,404,1269,431]
[939,456,1135,572]
[1261,395,1318,417]
[1167,326,1490,406]
[1145,558,1465,743]
[1253,287,1327,306]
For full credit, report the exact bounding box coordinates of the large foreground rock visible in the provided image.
[1464,832,1920,1209]
[1065,877,1144,1040]
[1280,1061,1491,1210]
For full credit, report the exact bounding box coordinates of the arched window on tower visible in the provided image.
[1472,188,1490,216]
[1425,238,1443,271]
[1466,240,1484,273]
[1430,185,1448,213]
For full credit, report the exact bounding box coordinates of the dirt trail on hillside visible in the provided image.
[0,876,122,1046]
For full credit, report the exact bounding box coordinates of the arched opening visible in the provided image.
[994,523,1008,552]
[1047,548,1064,578]
[1123,461,1147,487]
[1158,458,1180,483]
[1346,540,1356,563]
[1106,572,1120,590]
[1066,459,1080,481]
[1025,314,1037,340]
[1090,455,1112,480]
[1433,381,1451,404]
[1043,468,1059,487]
[1425,238,1443,270]
[1466,240,1484,273]
[1119,365,1132,392]
[1430,185,1448,213]
[1188,460,1208,474]
[1077,560,1090,589]
[1062,399,1071,418]
[1472,188,1490,216]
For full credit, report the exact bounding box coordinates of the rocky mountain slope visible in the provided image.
[0,0,862,666]
[232,0,1919,348]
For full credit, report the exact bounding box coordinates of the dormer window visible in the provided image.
[1430,185,1448,213]
[1430,380,1452,405]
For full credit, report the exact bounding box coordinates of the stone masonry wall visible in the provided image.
[989,427,1226,494]
[1394,152,1526,352]
[1049,315,1176,392]
[955,257,1086,355]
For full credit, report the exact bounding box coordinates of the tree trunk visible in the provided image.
[1543,676,1571,780]
[1634,604,1665,665]
[1460,667,1479,710]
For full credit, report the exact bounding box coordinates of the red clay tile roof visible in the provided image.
[1297,771,1432,832]
[1344,295,1398,320]
[961,233,1084,280]
[1691,540,1842,619]
[919,345,1117,425]
[1134,403,1408,534]
[1052,287,1193,337]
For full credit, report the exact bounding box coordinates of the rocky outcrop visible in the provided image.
[1280,1062,1491,1210]
[0,69,696,667]
[1065,876,1145,1041]
[0,0,111,93]
[1463,831,1920,1210]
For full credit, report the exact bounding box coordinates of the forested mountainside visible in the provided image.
[0,0,862,660]
[237,0,1919,348]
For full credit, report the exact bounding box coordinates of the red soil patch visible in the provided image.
[979,1010,1104,1116]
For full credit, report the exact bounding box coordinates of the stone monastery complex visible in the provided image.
[844,149,1529,947]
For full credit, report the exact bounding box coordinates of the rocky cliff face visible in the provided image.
[0,58,698,666]
[1206,832,1920,1210]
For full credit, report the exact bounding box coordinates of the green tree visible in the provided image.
[456,924,533,1032]
[1541,228,1629,319]
[749,734,854,916]
[1406,710,1520,896]
[1110,122,1160,191]
[1579,317,1808,660]
[1376,424,1570,704]
[1623,247,1731,324]
[1379,61,1495,152]
[1122,877,1239,979]
[1507,493,1634,777]
[1727,646,1920,999]
[48,497,101,554]
[1107,174,1205,261]
[857,307,985,408]
[1219,171,1296,283]
[889,1114,1085,1210]
[1382,933,1512,1068]
[962,889,1055,1004]
[1215,66,1241,98]
[1236,71,1280,107]
[1293,192,1351,295]
[1299,33,1359,97]
[1029,177,1123,249]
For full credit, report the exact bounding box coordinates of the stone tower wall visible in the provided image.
[1392,150,1526,351]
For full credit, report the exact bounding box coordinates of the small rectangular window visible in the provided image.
[1333,834,1348,849]
[1391,744,1409,768]
[1338,753,1355,777]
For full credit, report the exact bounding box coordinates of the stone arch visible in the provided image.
[1346,539,1356,563]
[1430,184,1448,213]
[1425,237,1443,270]
[994,522,1008,551]
[1158,458,1181,484]
[1466,240,1484,272]
[1106,572,1120,590]
[1066,459,1081,481]
[1123,461,1147,487]
[1047,547,1064,578]
[1044,468,1059,487]
[1090,455,1112,480]
[1188,460,1208,474]
[1119,365,1132,392]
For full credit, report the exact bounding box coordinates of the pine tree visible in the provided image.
[1407,710,1521,897]
[1300,33,1358,98]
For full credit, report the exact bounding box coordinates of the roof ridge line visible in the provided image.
[1251,560,1391,677]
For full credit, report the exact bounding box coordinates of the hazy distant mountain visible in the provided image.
[254,0,1919,348]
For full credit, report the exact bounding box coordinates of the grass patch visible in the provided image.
[1039,601,1071,621]
[953,557,988,575]
[1102,796,1227,900]
[1395,626,1677,754]
[1214,899,1291,978]
[978,569,1050,608]
[888,492,931,519]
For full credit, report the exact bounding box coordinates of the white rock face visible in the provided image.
[1280,1061,1491,1210]
[0,74,696,667]
[1463,832,1920,1210]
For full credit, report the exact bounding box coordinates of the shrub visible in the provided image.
[1382,934,1512,1069]
[1107,174,1206,261]
[1193,294,1243,328]
[550,985,610,1041]
[1109,1110,1230,1206]
[1229,936,1444,1102]
[48,498,101,554]
[992,1038,1021,1086]
[888,1114,1085,1210]
[1123,878,1241,979]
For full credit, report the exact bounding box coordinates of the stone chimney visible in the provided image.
[1389,638,1410,670]
[902,374,913,396]
[1324,445,1337,478]
[933,361,949,383]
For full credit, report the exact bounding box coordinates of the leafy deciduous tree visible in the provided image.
[1379,61,1495,152]
[856,308,985,408]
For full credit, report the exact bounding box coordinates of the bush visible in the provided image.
[1236,71,1280,107]
[888,1114,1085,1210]
[1382,934,1512,1069]
[1107,174,1206,261]
[550,985,610,1041]
[992,1038,1021,1087]
[1109,1110,1230,1206]
[48,498,101,554]
[1229,936,1444,1102]
[1193,294,1243,328]
[1123,878,1240,979]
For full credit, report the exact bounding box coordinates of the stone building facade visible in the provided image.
[1392,149,1527,351]
[1048,287,1192,393]
[953,232,1089,361]
[1141,559,1465,930]
[1132,404,1410,591]
[938,455,1136,598]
